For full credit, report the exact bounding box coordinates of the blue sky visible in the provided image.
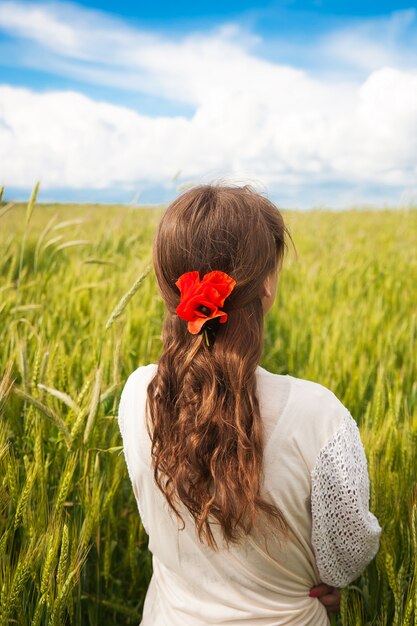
[1,0,417,208]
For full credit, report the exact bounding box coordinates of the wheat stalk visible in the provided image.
[105,265,151,330]
[49,567,78,626]
[53,454,78,518]
[40,529,61,598]
[12,386,71,448]
[83,366,103,444]
[13,461,38,530]
[37,383,81,413]
[16,182,39,293]
[56,524,70,590]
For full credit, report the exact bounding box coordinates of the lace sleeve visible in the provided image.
[311,409,382,588]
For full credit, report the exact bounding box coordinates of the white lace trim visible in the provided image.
[311,410,382,587]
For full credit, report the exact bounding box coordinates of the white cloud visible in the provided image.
[0,85,190,188]
[319,9,417,73]
[0,1,417,206]
[0,1,80,54]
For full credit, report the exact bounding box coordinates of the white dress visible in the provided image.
[118,363,382,626]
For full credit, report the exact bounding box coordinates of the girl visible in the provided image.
[118,183,382,625]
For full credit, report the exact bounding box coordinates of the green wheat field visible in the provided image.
[1,183,416,625]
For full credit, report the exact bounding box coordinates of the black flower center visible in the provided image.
[199,305,211,315]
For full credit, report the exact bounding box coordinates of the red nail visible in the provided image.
[309,590,319,597]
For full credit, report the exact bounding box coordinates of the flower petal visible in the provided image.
[175,271,200,293]
[188,310,225,334]
[201,271,236,305]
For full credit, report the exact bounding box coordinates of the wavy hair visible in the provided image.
[145,183,294,551]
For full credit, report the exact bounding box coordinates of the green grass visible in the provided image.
[0,186,416,625]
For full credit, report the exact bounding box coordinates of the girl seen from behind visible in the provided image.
[118,183,382,625]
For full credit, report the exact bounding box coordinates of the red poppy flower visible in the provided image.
[175,270,236,334]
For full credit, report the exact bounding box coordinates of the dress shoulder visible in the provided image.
[273,373,352,472]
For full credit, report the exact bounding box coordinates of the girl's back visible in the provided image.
[118,362,381,625]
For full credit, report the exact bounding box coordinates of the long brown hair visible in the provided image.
[145,183,294,551]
